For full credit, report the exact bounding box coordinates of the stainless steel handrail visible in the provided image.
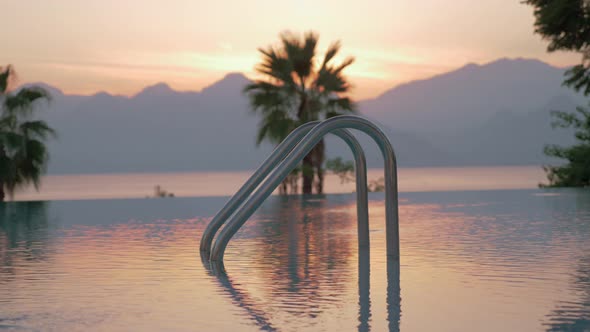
[200,121,317,255]
[200,121,370,256]
[209,115,399,263]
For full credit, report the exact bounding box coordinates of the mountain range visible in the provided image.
[28,58,584,174]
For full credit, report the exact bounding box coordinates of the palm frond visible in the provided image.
[332,56,355,74]
[256,47,297,89]
[0,65,14,95]
[280,31,318,86]
[3,86,51,116]
[316,67,353,94]
[10,138,48,190]
[325,97,357,116]
[256,108,298,145]
[19,120,58,140]
[0,116,14,131]
[321,41,341,70]
[0,66,54,200]
[300,31,318,77]
[244,31,355,149]
[0,131,26,154]
[245,80,296,116]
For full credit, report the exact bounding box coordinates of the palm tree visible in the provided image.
[244,31,356,194]
[0,65,56,202]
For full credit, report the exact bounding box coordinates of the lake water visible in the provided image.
[14,166,545,201]
[1,188,589,331]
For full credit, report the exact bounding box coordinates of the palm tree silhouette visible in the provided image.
[244,31,356,194]
[0,65,56,201]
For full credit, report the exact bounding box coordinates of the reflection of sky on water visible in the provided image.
[15,166,546,202]
[543,255,590,331]
[0,188,589,331]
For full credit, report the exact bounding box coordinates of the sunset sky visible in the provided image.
[1,0,581,99]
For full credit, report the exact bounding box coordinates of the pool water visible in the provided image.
[1,189,589,331]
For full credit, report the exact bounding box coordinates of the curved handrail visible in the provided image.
[210,115,399,263]
[200,122,370,255]
[200,121,318,255]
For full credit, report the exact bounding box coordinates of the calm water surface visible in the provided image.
[15,166,545,201]
[1,189,589,331]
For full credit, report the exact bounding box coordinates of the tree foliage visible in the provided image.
[0,65,56,201]
[324,157,386,192]
[325,157,354,184]
[525,0,590,186]
[524,0,590,94]
[542,106,590,187]
[244,31,356,194]
[368,177,385,192]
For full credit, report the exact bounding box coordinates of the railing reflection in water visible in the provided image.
[202,251,401,331]
[201,196,401,332]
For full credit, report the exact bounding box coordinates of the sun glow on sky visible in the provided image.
[1,0,580,99]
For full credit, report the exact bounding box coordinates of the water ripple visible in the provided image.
[0,189,589,331]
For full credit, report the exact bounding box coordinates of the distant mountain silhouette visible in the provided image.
[30,59,584,174]
[428,96,578,166]
[40,73,273,173]
[360,58,582,166]
[361,58,584,133]
[134,82,176,98]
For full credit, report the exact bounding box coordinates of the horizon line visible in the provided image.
[17,56,571,100]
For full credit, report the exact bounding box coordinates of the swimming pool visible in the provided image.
[1,189,589,331]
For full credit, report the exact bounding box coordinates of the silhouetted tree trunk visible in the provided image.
[298,94,315,195]
[0,145,5,202]
[313,140,325,194]
[279,181,288,195]
[302,154,314,194]
[287,173,299,194]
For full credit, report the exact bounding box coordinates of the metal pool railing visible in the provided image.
[200,115,399,264]
[200,121,370,256]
